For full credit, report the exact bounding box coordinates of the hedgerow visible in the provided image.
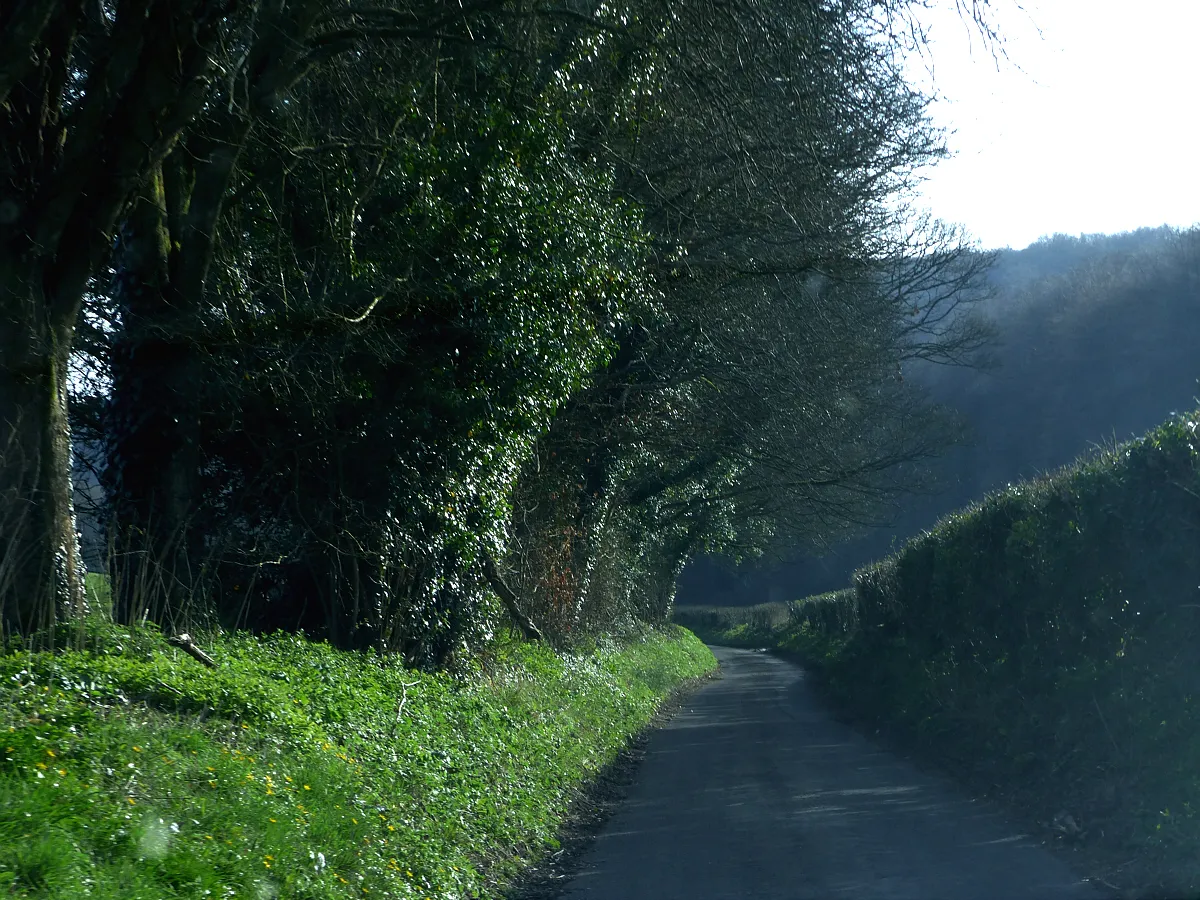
[678,409,1200,896]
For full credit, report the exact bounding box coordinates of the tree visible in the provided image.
[0,0,248,639]
[9,0,1011,656]
[501,0,998,638]
[99,1,348,627]
[2,0,587,639]
[95,6,655,661]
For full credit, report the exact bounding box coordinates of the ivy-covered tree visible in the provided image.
[99,8,655,662]
[501,0,995,638]
[10,0,1008,658]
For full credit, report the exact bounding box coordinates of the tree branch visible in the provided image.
[0,0,64,108]
[480,553,543,641]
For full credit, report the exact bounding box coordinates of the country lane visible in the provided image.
[558,646,1110,900]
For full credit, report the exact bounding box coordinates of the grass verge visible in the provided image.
[1,574,716,899]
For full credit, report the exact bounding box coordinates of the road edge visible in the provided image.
[753,644,1126,899]
[499,665,723,899]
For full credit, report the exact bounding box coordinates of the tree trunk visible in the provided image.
[104,343,203,629]
[105,164,205,628]
[104,125,252,630]
[568,451,614,628]
[481,553,543,642]
[0,272,85,641]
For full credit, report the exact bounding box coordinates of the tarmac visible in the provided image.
[559,645,1111,900]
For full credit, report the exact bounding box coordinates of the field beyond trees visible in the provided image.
[677,408,1200,898]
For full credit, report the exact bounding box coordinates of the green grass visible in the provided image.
[0,576,716,899]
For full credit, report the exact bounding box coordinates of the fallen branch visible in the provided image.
[388,679,421,740]
[168,633,217,668]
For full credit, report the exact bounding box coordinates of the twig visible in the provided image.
[168,633,217,668]
[389,681,420,739]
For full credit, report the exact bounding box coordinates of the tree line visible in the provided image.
[2,0,997,667]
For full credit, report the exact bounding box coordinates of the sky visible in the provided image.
[906,0,1200,251]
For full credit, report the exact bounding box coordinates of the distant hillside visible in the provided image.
[680,225,1200,605]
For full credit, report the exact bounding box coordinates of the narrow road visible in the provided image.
[560,646,1109,900]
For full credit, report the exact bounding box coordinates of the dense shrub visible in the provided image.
[786,590,858,636]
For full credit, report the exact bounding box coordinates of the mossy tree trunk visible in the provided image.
[0,273,86,638]
[105,160,210,627]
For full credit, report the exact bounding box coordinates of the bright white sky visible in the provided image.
[907,0,1200,251]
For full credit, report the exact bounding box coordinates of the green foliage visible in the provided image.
[190,34,658,661]
[48,0,990,667]
[510,0,989,637]
[0,609,715,898]
[671,603,791,647]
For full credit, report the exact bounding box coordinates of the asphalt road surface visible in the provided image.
[560,646,1110,900]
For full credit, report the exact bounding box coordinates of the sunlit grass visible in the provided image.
[0,584,716,898]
